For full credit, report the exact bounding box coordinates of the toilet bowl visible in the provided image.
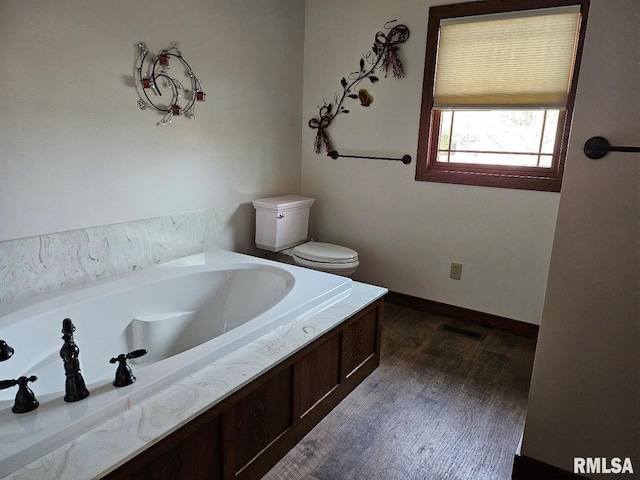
[252,195,359,277]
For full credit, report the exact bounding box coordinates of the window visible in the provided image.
[415,0,589,191]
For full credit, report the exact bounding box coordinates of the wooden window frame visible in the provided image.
[415,0,590,192]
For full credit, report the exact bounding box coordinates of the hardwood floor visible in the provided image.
[264,303,536,480]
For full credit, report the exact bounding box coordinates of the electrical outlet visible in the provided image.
[450,262,463,280]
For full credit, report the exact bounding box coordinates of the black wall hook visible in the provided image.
[583,136,640,159]
[328,150,412,164]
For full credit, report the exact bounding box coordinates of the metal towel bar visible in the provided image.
[327,150,412,164]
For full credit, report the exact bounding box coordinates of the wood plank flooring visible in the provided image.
[264,303,536,480]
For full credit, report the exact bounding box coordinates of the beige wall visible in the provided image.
[521,1,640,476]
[302,0,560,325]
[1,0,562,326]
[303,0,639,470]
[0,0,305,253]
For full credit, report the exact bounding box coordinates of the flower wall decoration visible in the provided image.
[308,21,410,154]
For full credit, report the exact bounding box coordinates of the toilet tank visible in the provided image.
[253,195,315,252]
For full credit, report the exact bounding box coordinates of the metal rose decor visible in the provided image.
[308,21,410,154]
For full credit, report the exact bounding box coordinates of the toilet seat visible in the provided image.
[293,242,358,264]
[292,242,359,275]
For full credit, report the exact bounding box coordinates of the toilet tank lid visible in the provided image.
[252,195,315,212]
[293,242,358,263]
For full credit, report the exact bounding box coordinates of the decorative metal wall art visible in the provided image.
[308,21,410,154]
[135,42,206,125]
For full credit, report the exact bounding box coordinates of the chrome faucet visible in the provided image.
[0,340,14,361]
[60,318,90,402]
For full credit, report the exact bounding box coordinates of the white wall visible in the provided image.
[0,0,305,253]
[302,0,560,324]
[521,1,640,476]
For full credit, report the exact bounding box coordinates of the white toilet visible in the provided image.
[252,195,359,276]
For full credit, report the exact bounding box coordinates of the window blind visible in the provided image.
[433,6,581,109]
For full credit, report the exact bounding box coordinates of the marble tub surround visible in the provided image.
[0,209,220,305]
[2,281,387,480]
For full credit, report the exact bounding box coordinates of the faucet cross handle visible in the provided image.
[0,378,19,390]
[0,376,39,413]
[110,349,147,387]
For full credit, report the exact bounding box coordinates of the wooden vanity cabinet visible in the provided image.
[103,298,383,480]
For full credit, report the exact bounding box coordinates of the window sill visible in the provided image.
[416,167,563,192]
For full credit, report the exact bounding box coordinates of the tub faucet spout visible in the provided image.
[60,318,90,402]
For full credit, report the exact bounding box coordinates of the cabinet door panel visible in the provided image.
[343,308,379,377]
[298,333,342,417]
[232,366,294,471]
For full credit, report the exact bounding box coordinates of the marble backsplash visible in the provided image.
[0,209,220,305]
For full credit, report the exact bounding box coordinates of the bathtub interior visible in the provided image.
[0,266,294,402]
[129,267,295,365]
[0,250,353,477]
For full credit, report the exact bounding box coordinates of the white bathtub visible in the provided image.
[0,250,352,477]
